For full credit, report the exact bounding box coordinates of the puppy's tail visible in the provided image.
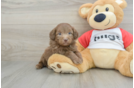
[36,61,44,69]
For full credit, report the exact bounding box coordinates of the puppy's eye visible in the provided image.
[58,33,61,35]
[96,9,98,13]
[68,32,71,35]
[106,7,109,11]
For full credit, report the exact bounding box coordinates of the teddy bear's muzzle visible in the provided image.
[89,12,116,30]
[94,13,106,22]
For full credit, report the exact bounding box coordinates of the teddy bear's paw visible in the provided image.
[49,62,80,74]
[130,59,133,74]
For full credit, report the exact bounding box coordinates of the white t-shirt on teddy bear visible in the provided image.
[88,27,125,50]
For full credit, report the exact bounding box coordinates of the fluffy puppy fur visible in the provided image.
[36,23,83,69]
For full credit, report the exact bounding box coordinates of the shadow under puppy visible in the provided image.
[36,23,83,69]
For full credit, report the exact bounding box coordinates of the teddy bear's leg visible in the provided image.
[48,48,95,73]
[48,54,80,73]
[114,50,133,77]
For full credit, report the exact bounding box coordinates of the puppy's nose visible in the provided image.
[94,13,106,22]
[64,39,68,42]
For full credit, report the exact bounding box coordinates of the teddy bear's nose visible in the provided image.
[94,13,106,22]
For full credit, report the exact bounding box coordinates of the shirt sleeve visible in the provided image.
[78,30,94,48]
[120,28,133,48]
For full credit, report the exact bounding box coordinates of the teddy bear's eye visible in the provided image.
[96,9,98,13]
[106,7,109,11]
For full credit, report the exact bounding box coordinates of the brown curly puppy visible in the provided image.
[36,23,83,69]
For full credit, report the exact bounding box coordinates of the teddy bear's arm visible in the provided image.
[76,40,85,52]
[76,30,94,52]
[126,42,133,52]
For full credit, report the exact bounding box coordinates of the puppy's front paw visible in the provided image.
[72,58,83,64]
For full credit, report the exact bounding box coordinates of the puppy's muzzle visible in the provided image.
[64,39,68,42]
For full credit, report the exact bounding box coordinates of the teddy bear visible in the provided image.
[47,0,133,77]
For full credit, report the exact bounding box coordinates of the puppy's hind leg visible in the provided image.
[36,47,53,69]
[36,56,47,69]
[36,60,44,69]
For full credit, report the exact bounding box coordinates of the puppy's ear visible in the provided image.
[49,27,56,40]
[72,27,78,39]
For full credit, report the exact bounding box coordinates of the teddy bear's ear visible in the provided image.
[115,0,127,9]
[79,3,93,18]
